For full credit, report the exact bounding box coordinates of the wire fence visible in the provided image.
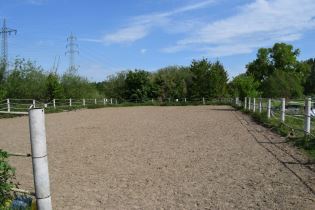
[238,97,315,137]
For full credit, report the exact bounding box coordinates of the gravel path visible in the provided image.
[0,106,314,209]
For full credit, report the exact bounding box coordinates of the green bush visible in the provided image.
[0,149,15,207]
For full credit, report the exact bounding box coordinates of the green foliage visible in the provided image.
[125,70,150,101]
[304,59,315,96]
[209,61,228,98]
[0,150,15,207]
[61,71,99,99]
[262,70,303,98]
[189,58,212,98]
[229,74,260,98]
[101,71,127,99]
[5,59,47,99]
[46,72,64,100]
[152,66,190,100]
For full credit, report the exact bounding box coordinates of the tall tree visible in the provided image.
[125,70,150,101]
[209,61,228,98]
[189,58,212,98]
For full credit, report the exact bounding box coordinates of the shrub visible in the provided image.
[0,149,15,207]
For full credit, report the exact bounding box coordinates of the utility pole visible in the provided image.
[0,18,17,71]
[65,33,79,73]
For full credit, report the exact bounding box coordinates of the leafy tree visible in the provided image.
[101,71,127,99]
[305,61,315,95]
[209,61,228,98]
[270,43,300,72]
[5,59,47,99]
[189,58,212,98]
[262,70,303,98]
[61,70,99,99]
[246,48,272,82]
[152,66,190,100]
[125,70,150,101]
[229,74,260,99]
[46,72,64,100]
[0,63,6,100]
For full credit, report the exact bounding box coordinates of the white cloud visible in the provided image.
[85,0,217,44]
[164,0,315,56]
[140,48,147,54]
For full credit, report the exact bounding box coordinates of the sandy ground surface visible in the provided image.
[0,106,315,210]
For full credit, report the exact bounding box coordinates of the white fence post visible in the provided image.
[248,97,251,111]
[244,97,247,110]
[94,98,97,105]
[281,98,286,122]
[53,99,56,109]
[202,97,205,105]
[267,98,271,119]
[28,109,52,210]
[253,98,256,112]
[83,99,86,106]
[69,98,72,107]
[103,98,106,105]
[304,98,311,135]
[110,98,113,104]
[184,98,187,103]
[151,98,154,103]
[33,100,36,108]
[259,98,262,113]
[7,98,10,112]
[115,99,118,104]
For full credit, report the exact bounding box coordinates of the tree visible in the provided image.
[46,72,64,100]
[189,58,212,98]
[262,70,303,98]
[305,61,315,95]
[5,59,47,99]
[209,61,228,98]
[229,74,260,99]
[0,63,6,100]
[125,70,150,101]
[246,48,272,82]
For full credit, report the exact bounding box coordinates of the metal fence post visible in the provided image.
[28,109,52,210]
[259,98,262,113]
[244,97,247,110]
[267,98,271,119]
[304,98,311,135]
[7,98,10,112]
[281,98,286,122]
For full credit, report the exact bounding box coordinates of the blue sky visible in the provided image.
[1,0,315,81]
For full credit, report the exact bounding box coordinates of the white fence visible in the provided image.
[0,97,235,114]
[237,97,314,136]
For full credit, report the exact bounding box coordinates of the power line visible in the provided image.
[65,32,79,73]
[0,18,17,70]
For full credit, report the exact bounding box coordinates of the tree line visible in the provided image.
[0,42,314,101]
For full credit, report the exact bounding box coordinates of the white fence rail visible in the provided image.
[239,97,314,136]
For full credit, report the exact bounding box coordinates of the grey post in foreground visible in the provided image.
[28,109,52,210]
[304,98,311,135]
